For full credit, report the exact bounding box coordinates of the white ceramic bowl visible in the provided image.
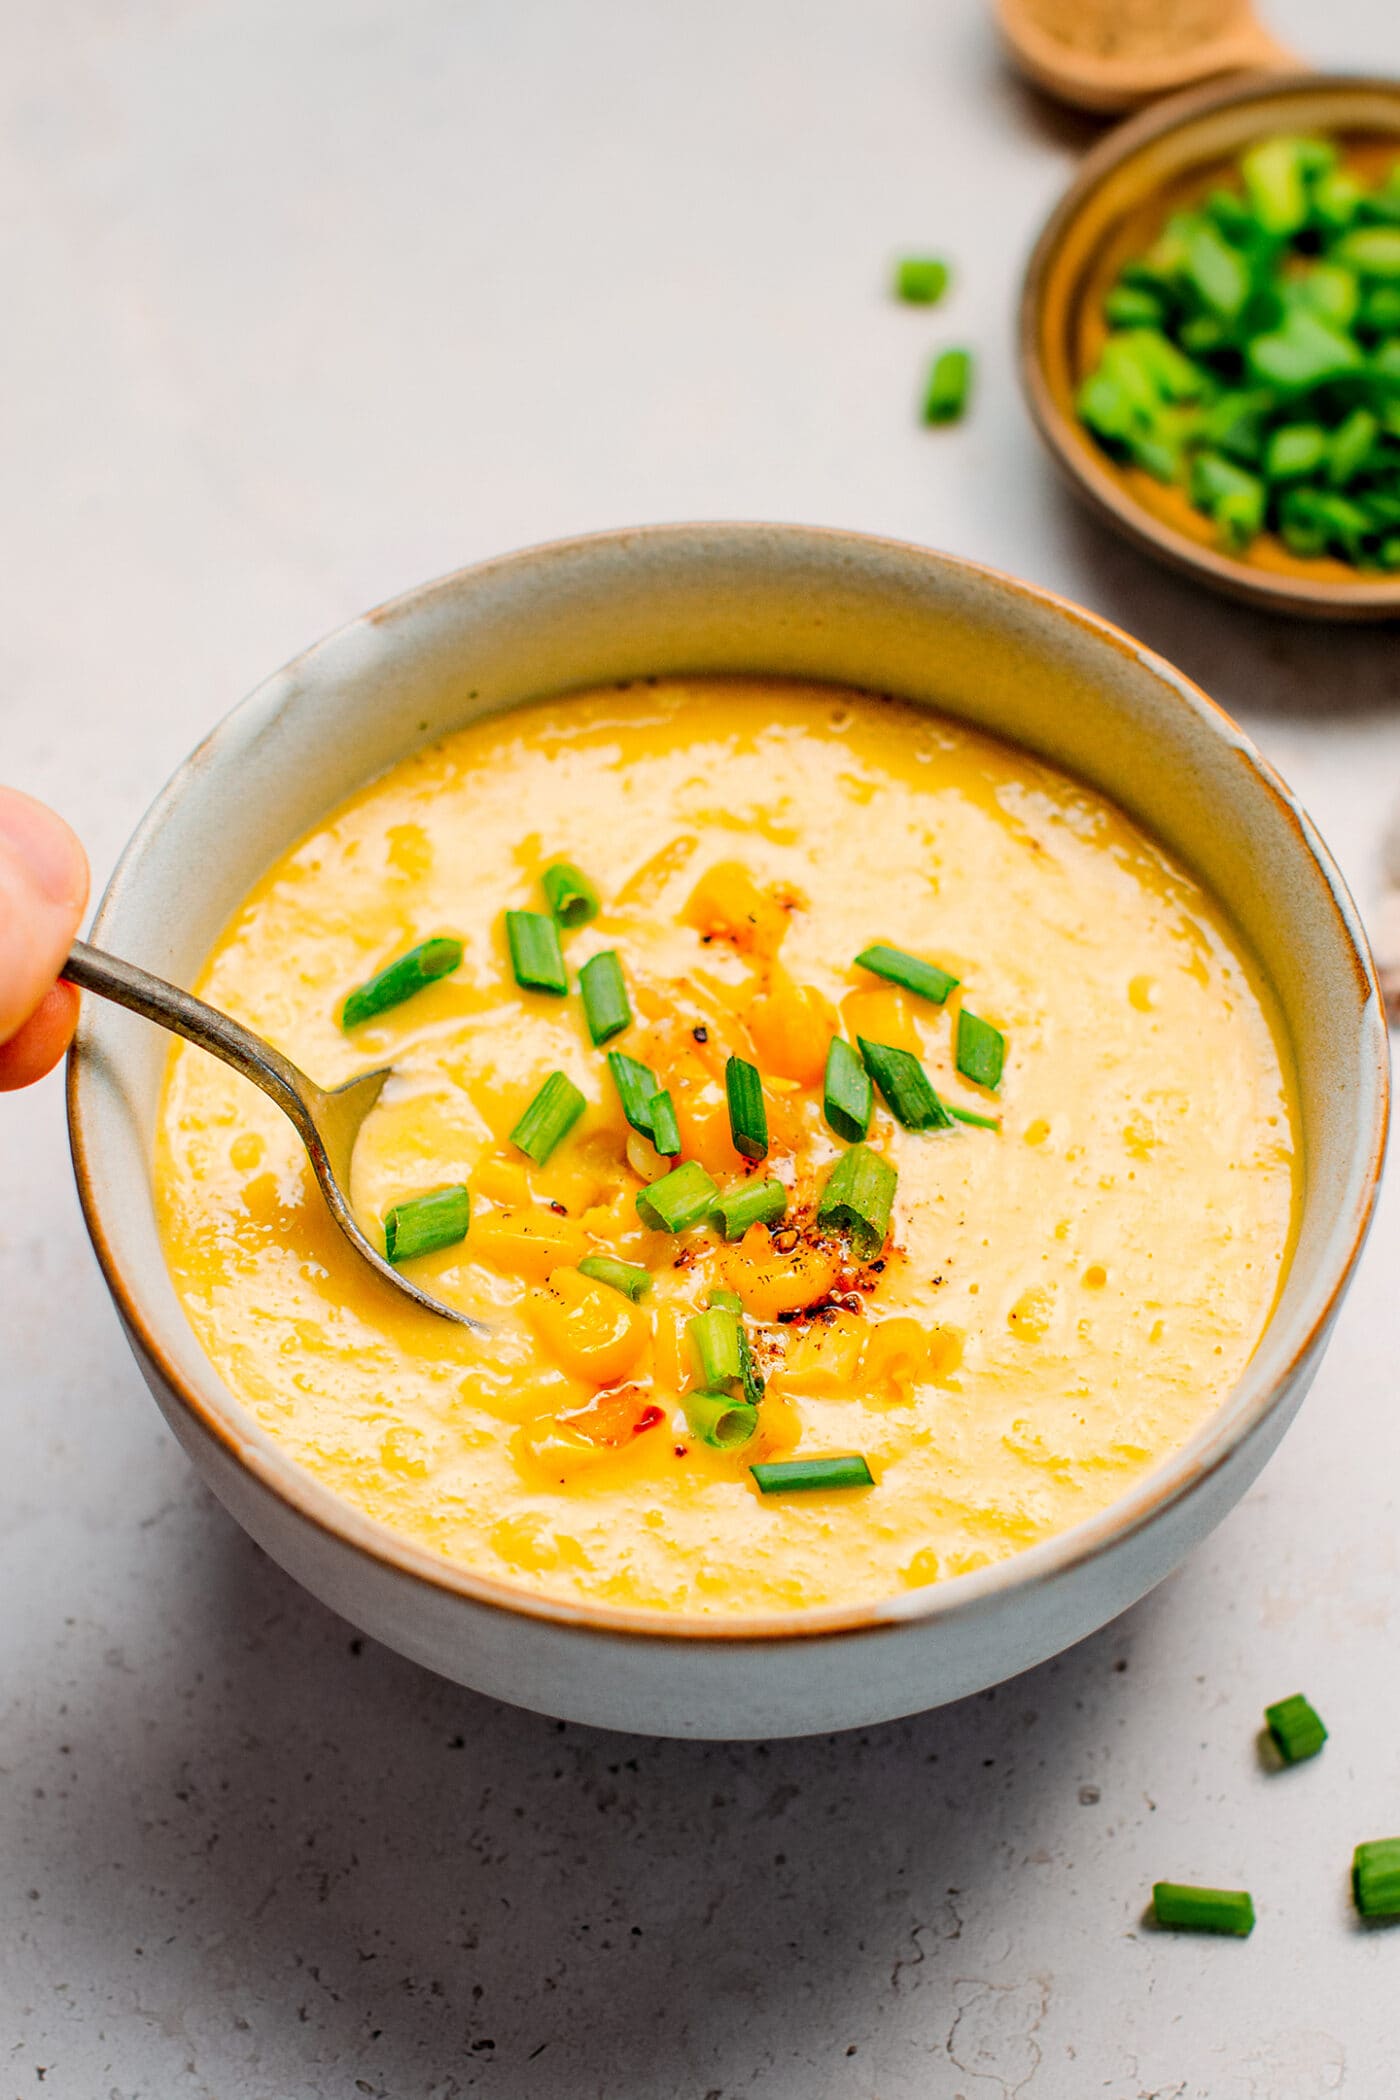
[68,524,1389,1739]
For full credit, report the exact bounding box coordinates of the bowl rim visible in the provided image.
[67,520,1391,1646]
[1018,68,1400,620]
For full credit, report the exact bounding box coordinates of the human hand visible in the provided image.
[0,788,90,1089]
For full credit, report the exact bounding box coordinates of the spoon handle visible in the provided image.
[63,937,315,1129]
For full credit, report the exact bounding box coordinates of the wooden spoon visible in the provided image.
[996,0,1295,114]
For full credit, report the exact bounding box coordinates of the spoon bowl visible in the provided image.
[62,937,483,1331]
[996,0,1293,114]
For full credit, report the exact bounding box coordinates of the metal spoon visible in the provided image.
[64,938,484,1331]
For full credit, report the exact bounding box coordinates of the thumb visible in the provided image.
[0,787,90,1045]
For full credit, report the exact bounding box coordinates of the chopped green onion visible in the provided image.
[716,1176,788,1241]
[540,861,600,928]
[1265,422,1329,482]
[855,943,959,1004]
[923,347,972,425]
[1353,1838,1400,1919]
[1151,1883,1255,1936]
[578,949,632,1045]
[725,1055,769,1161]
[858,1037,955,1131]
[685,1389,759,1451]
[635,1159,719,1234]
[817,1143,897,1256]
[688,1306,743,1392]
[647,1089,681,1157]
[607,1050,660,1137]
[341,937,463,1030]
[577,1254,652,1301]
[383,1183,470,1264]
[1241,135,1315,236]
[505,910,568,995]
[1103,284,1164,330]
[1184,219,1251,320]
[1246,308,1363,393]
[751,1454,875,1494]
[948,1104,1000,1131]
[824,1035,873,1143]
[1336,226,1400,279]
[1264,1693,1328,1765]
[510,1071,586,1165]
[709,1288,744,1314]
[1328,406,1379,486]
[894,256,949,305]
[955,1008,1006,1091]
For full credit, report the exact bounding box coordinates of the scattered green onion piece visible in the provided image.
[685,1389,759,1451]
[383,1184,470,1264]
[725,1054,769,1161]
[1264,1693,1328,1765]
[540,861,600,929]
[578,949,632,1045]
[1151,1883,1255,1936]
[716,1176,788,1242]
[505,910,568,995]
[709,1288,744,1314]
[647,1089,681,1157]
[858,1037,955,1131]
[817,1143,897,1256]
[341,937,463,1030]
[854,943,959,1004]
[688,1306,744,1392]
[948,1104,1000,1130]
[824,1035,873,1143]
[751,1455,875,1495]
[1353,1838,1400,1919]
[736,1321,764,1407]
[894,256,949,305]
[923,347,972,425]
[510,1070,585,1165]
[607,1050,660,1137]
[635,1159,719,1234]
[577,1254,651,1301]
[956,1008,1006,1091]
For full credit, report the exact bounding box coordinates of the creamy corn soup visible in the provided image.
[155,678,1298,1615]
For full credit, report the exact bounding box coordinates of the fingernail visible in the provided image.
[0,789,88,909]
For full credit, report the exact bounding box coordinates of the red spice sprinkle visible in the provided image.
[692,1025,709,1043]
[548,1200,569,1217]
[637,1406,664,1433]
[674,1444,689,1458]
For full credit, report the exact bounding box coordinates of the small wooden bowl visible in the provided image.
[1019,71,1400,621]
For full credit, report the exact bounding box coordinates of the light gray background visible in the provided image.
[4,3,1398,2095]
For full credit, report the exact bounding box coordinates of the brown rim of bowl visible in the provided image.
[66,522,1391,1646]
[1019,69,1400,622]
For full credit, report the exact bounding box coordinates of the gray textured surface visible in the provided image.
[3,3,1398,2094]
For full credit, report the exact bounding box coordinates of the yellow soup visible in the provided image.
[155,678,1298,1615]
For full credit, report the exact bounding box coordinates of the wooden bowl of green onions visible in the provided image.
[1020,72,1400,619]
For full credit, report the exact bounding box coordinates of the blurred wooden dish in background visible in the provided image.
[997,0,1293,113]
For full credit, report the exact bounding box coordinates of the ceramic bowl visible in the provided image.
[68,524,1388,1738]
[1020,72,1400,620]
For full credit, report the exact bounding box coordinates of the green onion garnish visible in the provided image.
[725,1055,768,1161]
[854,943,959,1005]
[341,937,463,1030]
[383,1183,471,1264]
[923,347,972,425]
[709,1288,744,1314]
[858,1037,955,1131]
[1264,1693,1328,1765]
[505,910,568,995]
[688,1306,743,1392]
[684,1389,759,1451]
[895,256,949,305]
[510,1070,585,1165]
[817,1143,897,1256]
[824,1035,873,1143]
[948,1104,1000,1131]
[1353,1838,1400,1919]
[540,861,600,929]
[956,1008,1005,1091]
[647,1089,681,1157]
[635,1159,719,1234]
[577,1254,652,1301]
[607,1050,660,1137]
[1151,1883,1255,1936]
[578,949,632,1045]
[716,1176,788,1241]
[751,1455,875,1494]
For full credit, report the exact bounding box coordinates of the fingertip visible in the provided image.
[0,981,81,1090]
[0,787,89,914]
